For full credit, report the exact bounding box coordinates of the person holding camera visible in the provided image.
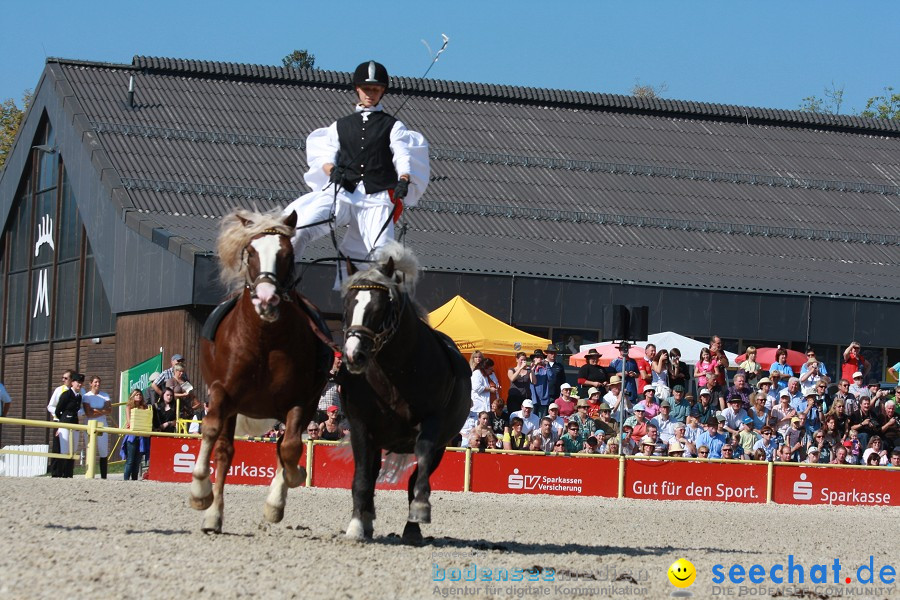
[841,342,870,383]
[528,350,551,418]
[849,396,880,449]
[506,351,531,415]
[879,399,899,449]
[610,343,640,404]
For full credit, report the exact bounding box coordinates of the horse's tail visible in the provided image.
[235,415,277,438]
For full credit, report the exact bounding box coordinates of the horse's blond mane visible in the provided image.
[343,242,426,318]
[217,209,294,293]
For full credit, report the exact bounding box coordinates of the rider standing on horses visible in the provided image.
[284,60,430,279]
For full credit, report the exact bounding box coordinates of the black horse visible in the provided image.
[339,242,471,544]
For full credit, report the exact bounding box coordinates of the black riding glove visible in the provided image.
[394,178,410,200]
[329,166,346,187]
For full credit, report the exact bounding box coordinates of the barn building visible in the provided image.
[1,56,899,445]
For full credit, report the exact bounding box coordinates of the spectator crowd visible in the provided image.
[461,339,900,467]
[30,343,899,480]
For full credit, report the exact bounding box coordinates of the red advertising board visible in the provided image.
[624,459,767,503]
[144,438,900,505]
[468,452,618,497]
[147,438,466,491]
[146,437,284,486]
[310,444,465,492]
[772,465,900,506]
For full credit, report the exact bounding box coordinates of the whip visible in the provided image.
[391,33,450,119]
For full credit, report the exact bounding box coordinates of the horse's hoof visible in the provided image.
[402,522,424,546]
[189,492,213,511]
[264,502,285,524]
[201,515,222,534]
[408,501,431,524]
[346,517,373,541]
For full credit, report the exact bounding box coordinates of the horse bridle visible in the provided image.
[243,228,295,303]
[343,281,407,355]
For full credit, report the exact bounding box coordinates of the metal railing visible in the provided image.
[1,417,893,504]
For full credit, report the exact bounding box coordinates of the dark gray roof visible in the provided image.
[14,55,900,301]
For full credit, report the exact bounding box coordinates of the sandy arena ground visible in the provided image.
[0,476,896,600]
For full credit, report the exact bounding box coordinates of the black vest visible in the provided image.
[335,110,398,194]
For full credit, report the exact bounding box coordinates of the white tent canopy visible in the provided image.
[579,331,738,366]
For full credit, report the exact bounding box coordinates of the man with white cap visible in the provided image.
[694,388,716,424]
[546,403,566,436]
[849,371,867,399]
[509,399,540,435]
[805,445,822,463]
[771,389,799,438]
[283,60,430,279]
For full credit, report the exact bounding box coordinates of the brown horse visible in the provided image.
[190,209,332,533]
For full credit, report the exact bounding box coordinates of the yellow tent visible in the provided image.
[428,295,551,380]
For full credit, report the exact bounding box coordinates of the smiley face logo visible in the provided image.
[668,558,696,588]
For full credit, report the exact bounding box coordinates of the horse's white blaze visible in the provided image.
[250,235,282,304]
[344,291,373,360]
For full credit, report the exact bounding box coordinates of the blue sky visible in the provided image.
[2,0,896,115]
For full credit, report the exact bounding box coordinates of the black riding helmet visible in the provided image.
[352,60,389,90]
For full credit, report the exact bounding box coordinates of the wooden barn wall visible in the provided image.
[1,349,25,446]
[116,310,185,372]
[185,307,210,404]
[0,337,114,448]
[51,343,79,386]
[79,339,117,402]
[24,346,50,444]
[116,308,207,401]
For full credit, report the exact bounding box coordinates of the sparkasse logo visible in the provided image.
[792,472,813,500]
[173,444,196,473]
[507,468,540,490]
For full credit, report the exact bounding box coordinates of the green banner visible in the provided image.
[118,352,163,427]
